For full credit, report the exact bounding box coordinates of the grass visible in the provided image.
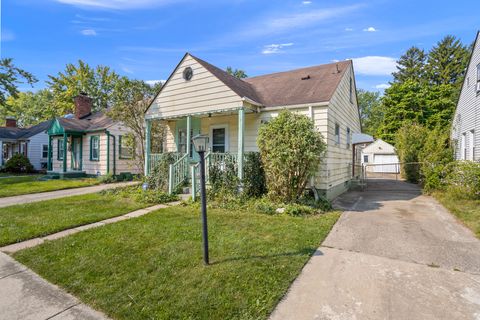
[0,175,101,198]
[0,192,151,246]
[14,207,340,320]
[434,191,480,239]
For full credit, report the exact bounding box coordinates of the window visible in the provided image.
[211,126,227,153]
[346,127,351,148]
[334,123,340,145]
[461,133,466,160]
[41,144,48,158]
[90,136,100,161]
[57,139,64,160]
[349,78,353,103]
[468,130,475,161]
[119,135,134,159]
[177,129,187,154]
[363,155,369,163]
[477,64,480,93]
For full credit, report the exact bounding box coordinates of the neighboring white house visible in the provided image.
[361,139,400,173]
[144,53,362,199]
[0,117,52,171]
[452,31,480,161]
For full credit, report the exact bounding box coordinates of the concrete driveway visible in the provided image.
[270,179,480,320]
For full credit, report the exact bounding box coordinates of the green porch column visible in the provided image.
[144,120,152,176]
[186,115,192,157]
[47,135,52,171]
[237,108,245,181]
[62,133,67,173]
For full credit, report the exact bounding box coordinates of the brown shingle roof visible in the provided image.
[244,60,351,107]
[191,54,351,108]
[57,112,115,132]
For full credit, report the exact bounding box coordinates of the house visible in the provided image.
[452,31,480,161]
[0,117,52,171]
[144,53,361,199]
[361,139,400,173]
[46,93,141,177]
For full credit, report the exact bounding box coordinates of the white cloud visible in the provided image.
[351,56,397,76]
[344,27,354,32]
[262,43,294,54]
[363,26,377,32]
[1,29,15,42]
[56,0,177,10]
[302,1,312,4]
[81,29,97,36]
[145,80,164,86]
[375,83,390,90]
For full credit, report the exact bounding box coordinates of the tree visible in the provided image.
[108,77,163,173]
[392,46,427,83]
[47,60,119,115]
[257,110,326,202]
[1,89,55,127]
[426,35,470,87]
[226,67,247,79]
[357,89,383,136]
[0,58,37,106]
[395,122,428,183]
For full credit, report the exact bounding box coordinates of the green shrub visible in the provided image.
[444,162,480,200]
[284,204,316,216]
[208,156,238,199]
[257,110,326,202]
[249,198,277,215]
[243,152,267,198]
[395,122,427,183]
[4,154,34,173]
[98,173,117,184]
[419,126,454,192]
[145,153,177,192]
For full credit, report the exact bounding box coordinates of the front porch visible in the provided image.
[145,107,251,196]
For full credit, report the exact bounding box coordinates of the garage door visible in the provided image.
[373,154,399,173]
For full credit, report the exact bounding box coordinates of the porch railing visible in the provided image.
[149,153,182,174]
[168,154,189,194]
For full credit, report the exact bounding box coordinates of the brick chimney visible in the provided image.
[5,117,17,127]
[74,92,93,119]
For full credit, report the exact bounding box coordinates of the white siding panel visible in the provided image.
[27,132,49,170]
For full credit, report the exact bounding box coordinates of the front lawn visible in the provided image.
[434,191,480,239]
[0,192,151,246]
[14,207,340,319]
[0,176,101,198]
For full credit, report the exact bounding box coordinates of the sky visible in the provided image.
[1,0,478,92]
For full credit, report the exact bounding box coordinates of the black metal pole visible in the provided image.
[198,150,209,265]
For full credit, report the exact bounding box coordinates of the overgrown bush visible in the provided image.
[257,110,326,202]
[444,162,480,200]
[243,152,267,198]
[145,153,177,192]
[419,126,454,192]
[208,155,239,200]
[98,173,117,184]
[4,154,34,173]
[395,122,427,183]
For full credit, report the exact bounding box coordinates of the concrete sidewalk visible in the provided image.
[0,181,140,208]
[0,252,109,320]
[270,179,480,320]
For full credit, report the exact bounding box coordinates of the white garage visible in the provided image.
[361,139,400,173]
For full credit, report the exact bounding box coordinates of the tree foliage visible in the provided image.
[47,60,119,115]
[0,58,37,106]
[392,46,427,83]
[357,89,383,136]
[395,122,427,183]
[108,76,163,173]
[226,67,248,79]
[1,89,55,127]
[4,154,34,173]
[257,110,326,202]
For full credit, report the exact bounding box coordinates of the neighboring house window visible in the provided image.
[57,139,64,160]
[468,130,475,161]
[41,144,48,158]
[335,123,340,145]
[19,142,27,156]
[211,127,227,153]
[363,155,369,163]
[349,78,353,103]
[461,133,466,160]
[119,135,134,159]
[477,64,480,93]
[346,127,351,148]
[90,136,100,161]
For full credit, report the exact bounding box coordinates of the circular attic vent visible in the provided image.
[183,67,193,81]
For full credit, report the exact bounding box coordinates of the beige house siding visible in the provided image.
[324,64,361,197]
[146,55,244,119]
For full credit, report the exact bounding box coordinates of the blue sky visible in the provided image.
[1,0,478,92]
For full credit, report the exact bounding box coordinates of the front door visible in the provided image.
[71,137,82,171]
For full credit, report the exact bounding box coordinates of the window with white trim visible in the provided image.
[90,136,100,161]
[468,130,475,161]
[41,144,48,158]
[211,126,227,153]
[119,135,134,159]
[461,133,466,160]
[334,123,340,145]
[363,155,369,163]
